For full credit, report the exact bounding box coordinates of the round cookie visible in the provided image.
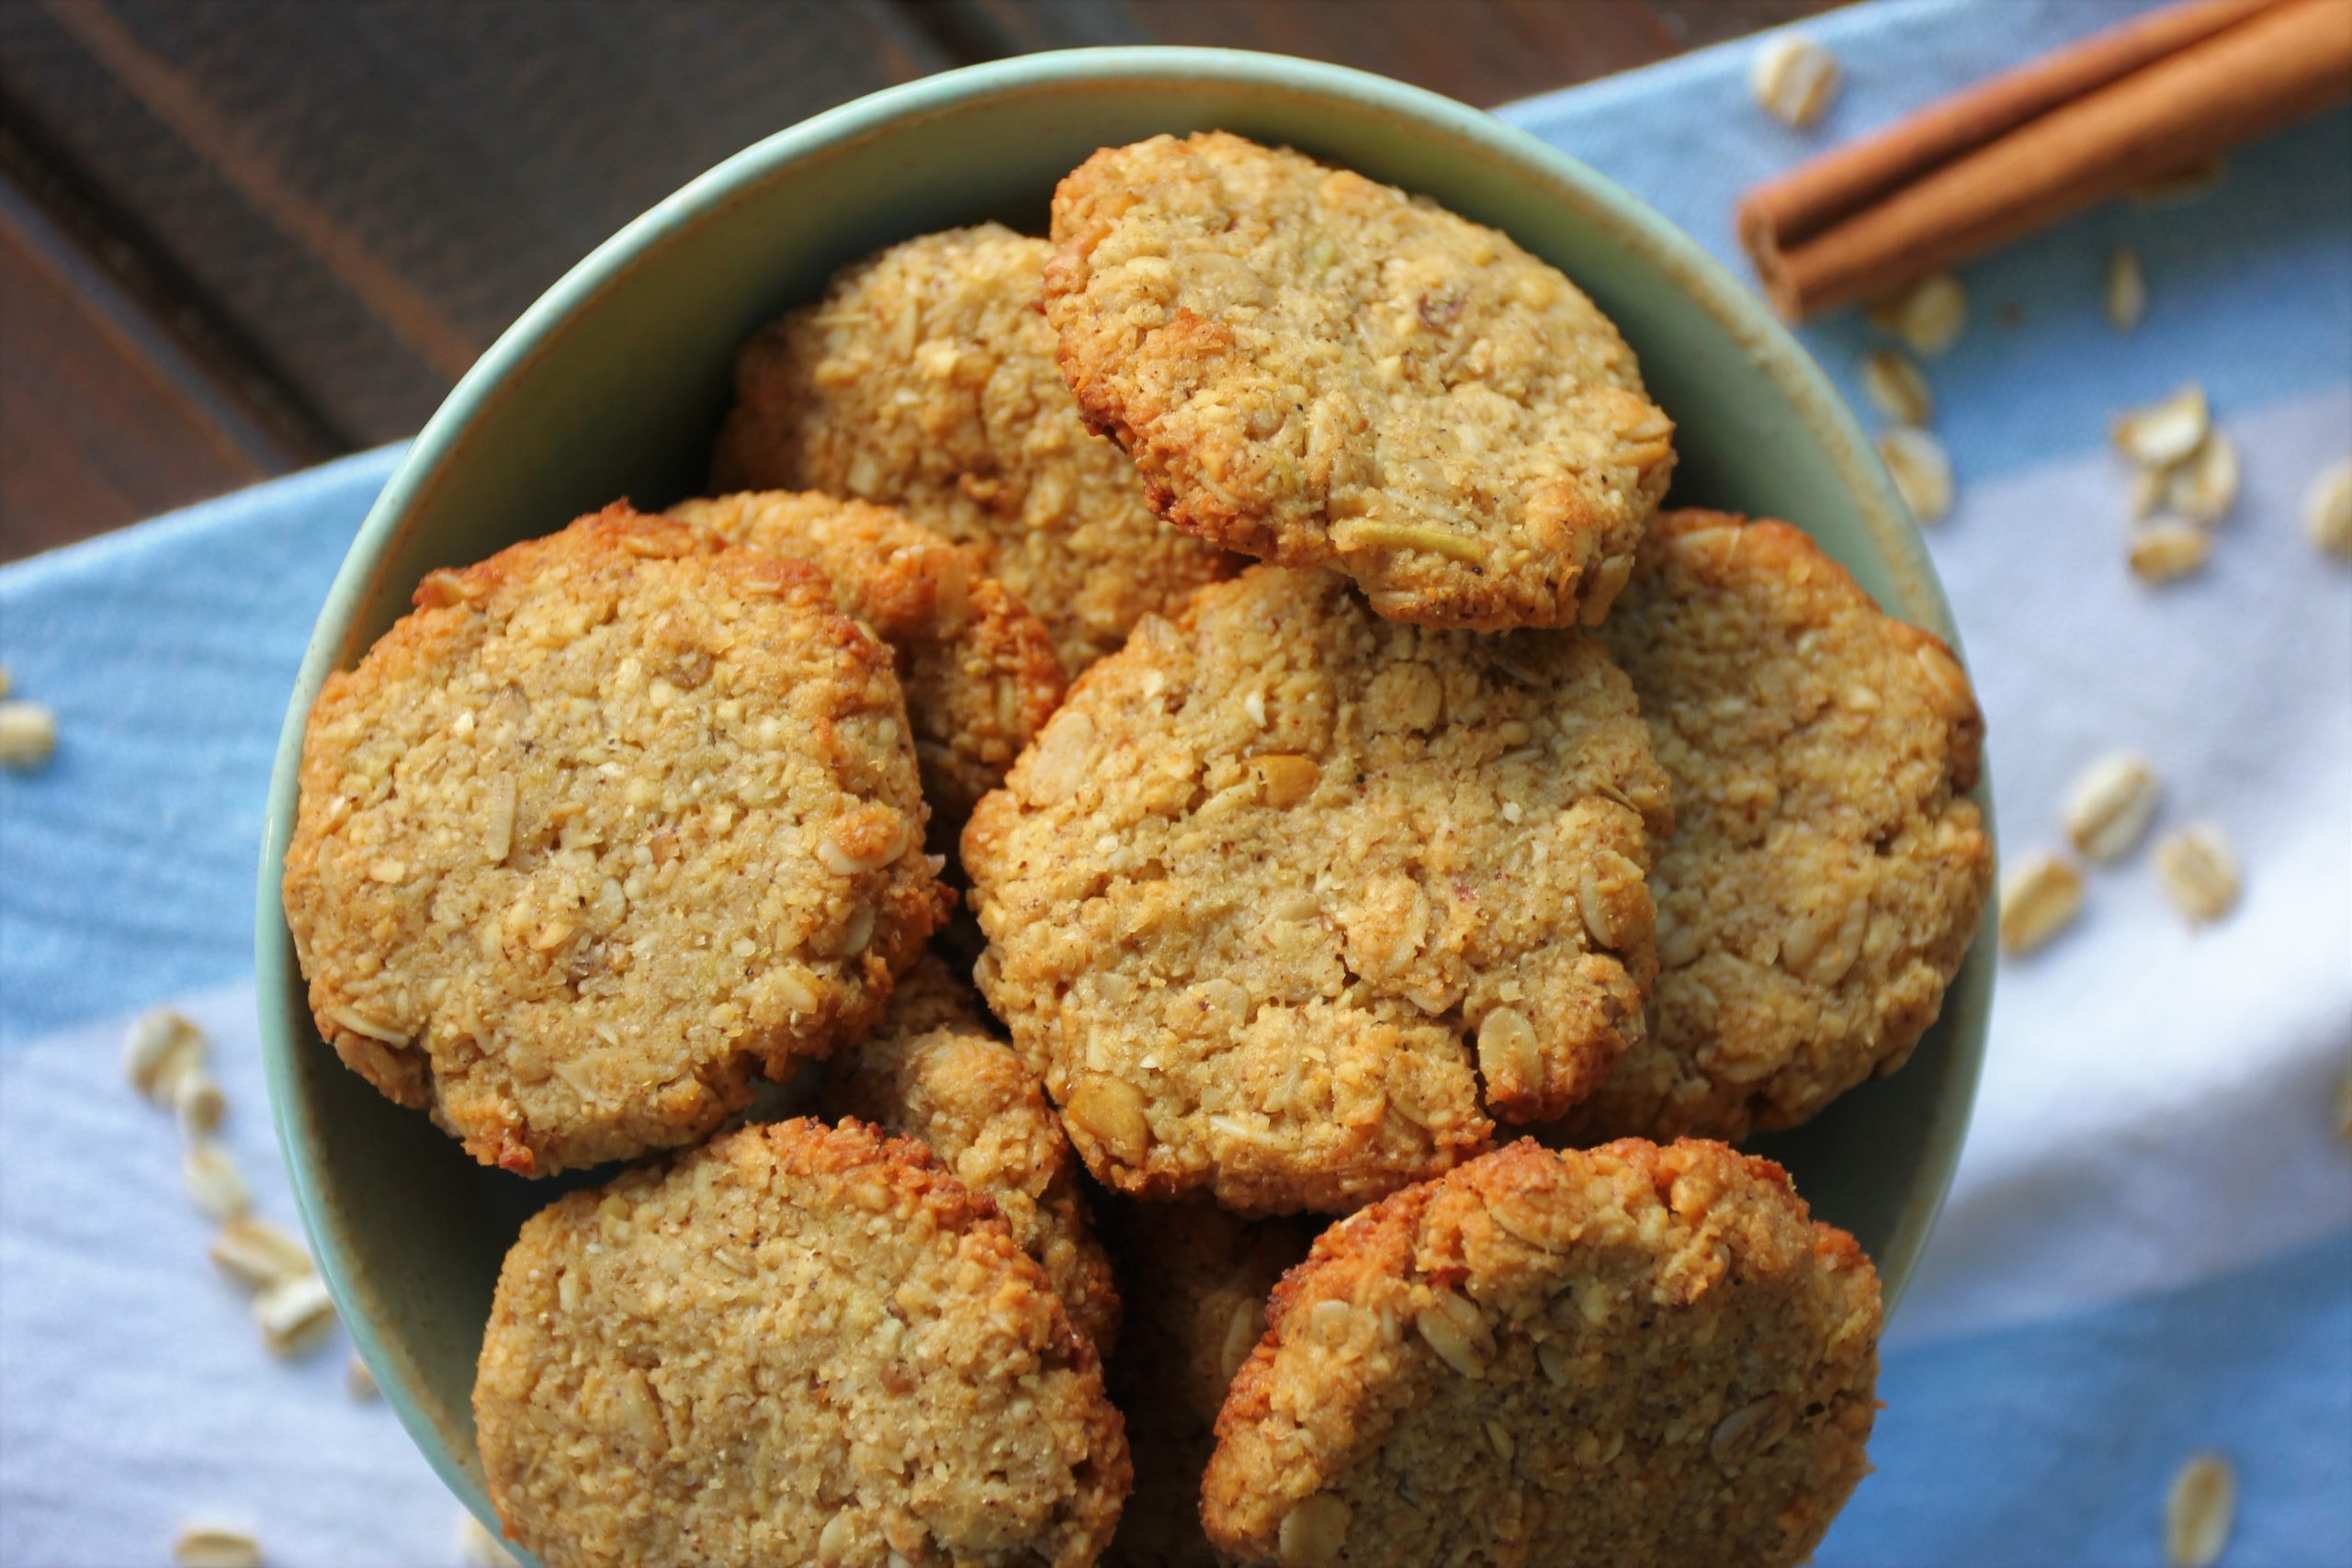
[1556,509,1994,1143]
[822,955,1122,1353]
[670,490,1066,830]
[475,1119,1131,1568]
[1045,131,1675,632]
[711,223,1236,674]
[1097,1201,1315,1567]
[961,565,1673,1214]
[1202,1138,1882,1568]
[283,505,949,1176]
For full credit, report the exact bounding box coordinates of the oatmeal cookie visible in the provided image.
[961,566,1672,1213]
[475,1119,1130,1568]
[1555,510,1993,1143]
[822,955,1122,1352]
[283,505,949,1176]
[1202,1138,1881,1568]
[712,223,1236,673]
[1098,1201,1314,1567]
[1045,132,1674,631]
[670,490,1065,829]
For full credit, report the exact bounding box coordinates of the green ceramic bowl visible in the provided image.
[257,46,1994,1537]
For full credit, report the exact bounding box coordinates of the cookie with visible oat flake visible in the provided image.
[1552,509,1992,1145]
[474,1119,1130,1568]
[961,565,1673,1215]
[669,490,1066,832]
[282,505,949,1177]
[1046,132,1675,631]
[1202,1138,1882,1568]
[821,955,1121,1354]
[712,223,1237,675]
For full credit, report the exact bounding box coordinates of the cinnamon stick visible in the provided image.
[1739,0,2352,320]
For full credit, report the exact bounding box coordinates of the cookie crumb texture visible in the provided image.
[283,506,949,1176]
[963,566,1672,1214]
[475,1120,1130,1568]
[1563,511,1991,1142]
[823,956,1122,1354]
[713,223,1236,675]
[670,490,1066,830]
[1203,1139,1881,1568]
[1046,132,1673,631]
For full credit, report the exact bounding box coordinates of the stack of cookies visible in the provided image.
[285,130,1991,1568]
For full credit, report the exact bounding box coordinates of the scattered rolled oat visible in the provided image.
[2335,1066,2352,1140]
[2155,825,2241,925]
[254,1270,337,1358]
[175,1069,227,1139]
[126,1007,208,1103]
[183,1140,252,1222]
[0,699,56,770]
[2112,385,2210,469]
[1869,273,1968,356]
[172,1524,264,1568]
[1998,852,2083,954]
[1879,426,1954,524]
[2307,459,2352,559]
[2106,246,2147,332]
[2128,464,2168,521]
[2129,524,2212,584]
[2165,1451,2235,1568]
[1750,34,1840,129]
[207,1216,315,1292]
[2167,429,2239,525]
[2064,752,2162,863]
[458,1513,525,1568]
[347,1354,379,1401]
[1861,349,1933,426]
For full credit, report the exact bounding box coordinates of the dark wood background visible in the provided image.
[0,0,1833,562]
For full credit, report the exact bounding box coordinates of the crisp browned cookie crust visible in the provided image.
[475,1119,1130,1568]
[823,955,1122,1353]
[1045,132,1674,631]
[962,566,1672,1214]
[1097,1201,1315,1568]
[283,505,948,1176]
[712,223,1236,674]
[1202,1138,1882,1568]
[669,490,1066,832]
[1555,510,1993,1143]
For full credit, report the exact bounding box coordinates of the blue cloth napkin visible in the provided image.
[5,1,2349,1562]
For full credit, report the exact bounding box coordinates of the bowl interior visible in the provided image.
[259,47,1993,1527]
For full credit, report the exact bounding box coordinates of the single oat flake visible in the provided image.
[173,1525,264,1568]
[1861,349,1933,426]
[1879,427,1954,524]
[126,1007,208,1103]
[2166,429,2240,525]
[0,699,57,769]
[2064,752,2162,863]
[2129,525,2211,584]
[1750,34,1841,129]
[254,1270,337,1358]
[2155,825,2242,925]
[1869,273,1968,357]
[2165,1451,2235,1568]
[2113,385,2210,469]
[184,1140,253,1222]
[1999,852,2083,954]
[2106,246,2148,332]
[208,1216,315,1292]
[2307,459,2352,559]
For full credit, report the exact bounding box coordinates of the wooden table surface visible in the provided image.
[0,0,1833,562]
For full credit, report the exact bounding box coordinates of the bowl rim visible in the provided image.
[256,41,1994,1531]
